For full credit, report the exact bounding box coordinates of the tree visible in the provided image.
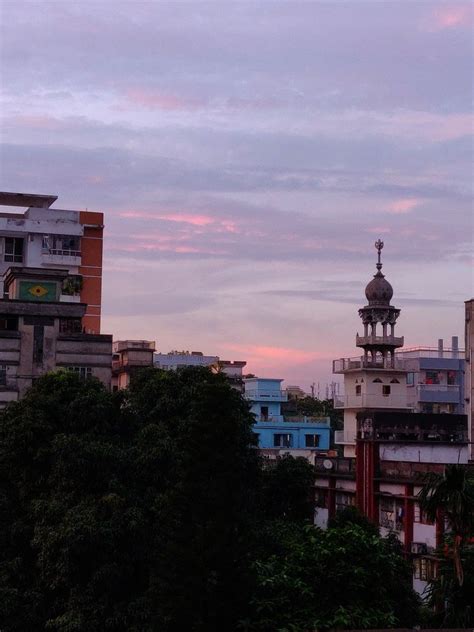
[246,521,420,631]
[418,464,474,586]
[260,454,315,522]
[0,367,261,632]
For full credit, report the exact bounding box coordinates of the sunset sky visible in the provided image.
[1,1,472,389]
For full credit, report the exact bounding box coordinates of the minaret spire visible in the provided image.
[375,239,384,272]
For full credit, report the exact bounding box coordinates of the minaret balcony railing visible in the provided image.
[333,356,406,373]
[356,334,404,347]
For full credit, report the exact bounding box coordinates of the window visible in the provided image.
[260,405,269,421]
[379,497,404,531]
[68,366,92,379]
[274,433,292,448]
[0,365,6,386]
[0,315,18,331]
[414,503,434,525]
[4,237,24,262]
[355,384,361,395]
[407,372,415,386]
[335,492,355,512]
[59,318,82,334]
[305,434,320,448]
[42,234,81,256]
[425,371,440,385]
[447,371,456,386]
[414,558,437,581]
[382,385,391,396]
[252,432,260,446]
[315,488,328,508]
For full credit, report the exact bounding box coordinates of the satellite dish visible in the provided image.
[323,459,333,470]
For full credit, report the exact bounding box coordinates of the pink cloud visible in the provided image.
[426,5,472,31]
[119,210,241,233]
[123,88,202,110]
[388,198,422,214]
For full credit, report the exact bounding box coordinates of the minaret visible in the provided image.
[333,241,409,458]
[356,240,404,369]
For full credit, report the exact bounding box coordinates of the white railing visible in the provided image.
[244,389,288,401]
[334,394,409,409]
[334,430,357,444]
[356,335,404,347]
[333,356,405,373]
[417,384,459,392]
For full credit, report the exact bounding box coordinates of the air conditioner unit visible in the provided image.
[411,542,427,555]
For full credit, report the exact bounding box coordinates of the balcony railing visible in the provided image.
[333,356,405,373]
[334,430,357,444]
[244,389,288,401]
[333,393,409,409]
[42,249,81,264]
[356,335,404,347]
[315,456,356,475]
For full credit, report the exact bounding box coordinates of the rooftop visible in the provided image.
[0,191,57,209]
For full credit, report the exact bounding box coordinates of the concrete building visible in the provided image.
[286,384,307,400]
[314,411,468,594]
[244,377,331,461]
[0,266,111,408]
[396,338,465,414]
[112,340,156,390]
[316,241,471,595]
[154,351,247,391]
[465,299,474,460]
[0,192,104,333]
[333,240,410,457]
[154,350,219,371]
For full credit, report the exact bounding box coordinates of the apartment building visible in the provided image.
[0,192,103,333]
[397,337,465,415]
[112,340,156,390]
[0,265,111,408]
[244,377,331,462]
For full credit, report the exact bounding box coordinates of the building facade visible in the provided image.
[244,377,331,461]
[316,241,471,595]
[112,340,156,390]
[397,338,465,415]
[465,299,474,461]
[0,266,111,408]
[0,191,103,333]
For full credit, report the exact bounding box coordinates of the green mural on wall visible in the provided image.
[19,281,58,302]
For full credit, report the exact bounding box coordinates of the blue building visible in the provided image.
[243,377,331,455]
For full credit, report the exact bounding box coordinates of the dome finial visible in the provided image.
[375,239,384,271]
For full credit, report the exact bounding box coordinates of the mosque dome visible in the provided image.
[365,271,393,304]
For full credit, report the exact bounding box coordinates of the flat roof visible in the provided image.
[0,191,58,209]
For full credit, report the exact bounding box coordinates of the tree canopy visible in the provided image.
[1,368,421,631]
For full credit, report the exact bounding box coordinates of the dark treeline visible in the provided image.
[0,368,428,631]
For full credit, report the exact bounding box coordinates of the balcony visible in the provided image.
[42,249,82,266]
[417,384,460,404]
[244,389,288,402]
[356,334,404,347]
[333,356,405,373]
[315,456,356,476]
[333,393,410,409]
[334,430,357,444]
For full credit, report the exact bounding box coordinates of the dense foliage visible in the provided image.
[0,369,421,631]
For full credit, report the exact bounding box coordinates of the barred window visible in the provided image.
[68,366,92,379]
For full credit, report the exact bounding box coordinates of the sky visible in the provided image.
[0,1,472,390]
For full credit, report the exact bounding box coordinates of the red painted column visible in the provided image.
[404,483,414,554]
[328,477,336,520]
